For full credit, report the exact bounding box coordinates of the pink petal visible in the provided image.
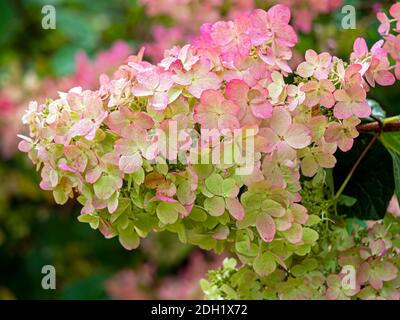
[189,73,221,98]
[338,137,354,152]
[390,3,400,19]
[68,118,93,139]
[375,70,396,86]
[18,140,32,152]
[157,73,174,91]
[271,107,291,137]
[259,128,280,152]
[251,101,273,119]
[225,198,244,220]
[86,167,102,184]
[225,79,249,102]
[172,71,192,86]
[151,92,169,110]
[268,4,291,24]
[218,114,240,130]
[353,38,368,57]
[301,156,319,177]
[352,101,371,118]
[156,194,177,202]
[297,61,314,78]
[291,204,308,224]
[119,153,142,174]
[284,124,312,149]
[334,102,353,119]
[131,84,154,97]
[284,223,303,244]
[136,70,159,90]
[256,213,276,242]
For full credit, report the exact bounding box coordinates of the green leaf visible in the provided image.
[204,196,225,216]
[156,202,185,224]
[155,163,168,175]
[110,198,131,223]
[253,252,276,277]
[167,223,187,243]
[291,264,307,277]
[223,258,237,270]
[131,167,145,185]
[193,164,213,179]
[118,230,140,250]
[236,210,258,229]
[187,232,217,250]
[388,150,400,204]
[93,176,115,200]
[305,214,321,226]
[334,134,394,220]
[381,132,400,203]
[345,217,368,234]
[77,213,99,229]
[337,195,357,207]
[302,228,319,244]
[134,212,158,233]
[205,173,224,196]
[366,99,386,121]
[189,206,208,222]
[53,186,68,205]
[381,132,400,154]
[222,178,237,197]
[235,241,258,257]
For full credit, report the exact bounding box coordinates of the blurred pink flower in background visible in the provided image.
[105,264,155,300]
[143,26,189,62]
[105,251,225,300]
[280,0,342,33]
[157,251,225,299]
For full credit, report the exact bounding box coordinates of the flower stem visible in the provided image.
[357,121,400,132]
[383,115,400,125]
[333,132,380,201]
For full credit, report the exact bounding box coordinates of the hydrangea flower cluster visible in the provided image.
[19,4,400,291]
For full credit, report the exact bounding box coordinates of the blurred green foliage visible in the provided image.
[0,158,194,299]
[0,0,162,78]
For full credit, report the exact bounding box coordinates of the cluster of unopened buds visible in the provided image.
[19,3,400,283]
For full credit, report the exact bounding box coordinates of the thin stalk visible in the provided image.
[383,115,400,125]
[357,122,400,132]
[333,132,380,201]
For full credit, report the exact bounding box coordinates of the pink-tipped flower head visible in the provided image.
[333,85,371,119]
[194,89,240,131]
